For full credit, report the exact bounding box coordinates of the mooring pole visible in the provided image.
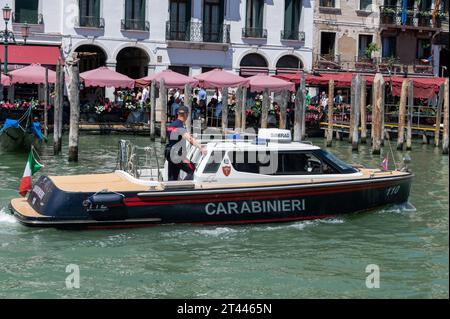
[443,78,449,155]
[43,67,49,138]
[406,80,413,151]
[397,80,408,150]
[360,79,367,144]
[68,55,80,162]
[300,74,306,140]
[234,87,241,131]
[434,83,445,147]
[150,80,156,141]
[372,73,383,154]
[279,89,288,129]
[293,85,302,142]
[351,74,361,151]
[380,77,386,146]
[326,79,334,147]
[261,88,269,129]
[221,86,229,134]
[53,60,61,155]
[57,63,64,152]
[185,83,192,133]
[241,86,247,132]
[160,78,167,144]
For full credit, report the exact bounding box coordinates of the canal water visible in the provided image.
[0,134,448,298]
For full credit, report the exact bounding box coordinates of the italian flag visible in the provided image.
[19,151,43,197]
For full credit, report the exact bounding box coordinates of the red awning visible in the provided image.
[0,45,61,65]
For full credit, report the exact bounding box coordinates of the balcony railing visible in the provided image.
[355,56,377,72]
[379,5,448,28]
[121,19,149,31]
[413,58,433,74]
[77,16,105,28]
[12,12,43,24]
[166,21,230,43]
[242,27,267,39]
[281,30,305,42]
[315,53,341,70]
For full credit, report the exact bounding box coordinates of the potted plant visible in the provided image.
[435,11,447,27]
[381,6,396,24]
[365,42,379,61]
[417,10,431,26]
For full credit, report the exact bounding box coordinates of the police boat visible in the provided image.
[10,129,413,229]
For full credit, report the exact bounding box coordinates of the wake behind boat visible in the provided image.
[10,129,413,229]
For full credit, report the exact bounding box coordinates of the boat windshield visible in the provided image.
[316,150,358,173]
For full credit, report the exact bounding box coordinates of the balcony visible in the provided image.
[12,12,43,25]
[121,19,149,32]
[76,16,105,29]
[315,53,341,71]
[242,27,267,39]
[281,30,305,43]
[166,21,230,50]
[413,59,433,74]
[379,6,447,30]
[354,56,377,72]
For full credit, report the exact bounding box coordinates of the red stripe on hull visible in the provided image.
[124,181,397,207]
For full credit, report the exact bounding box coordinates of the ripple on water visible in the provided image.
[0,207,16,224]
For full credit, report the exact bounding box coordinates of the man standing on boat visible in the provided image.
[165,105,206,181]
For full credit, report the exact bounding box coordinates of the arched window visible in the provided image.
[276,55,303,74]
[239,53,268,77]
[74,45,107,73]
[116,47,150,79]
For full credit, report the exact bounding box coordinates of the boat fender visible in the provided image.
[83,193,124,208]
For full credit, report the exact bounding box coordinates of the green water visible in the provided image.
[0,134,448,298]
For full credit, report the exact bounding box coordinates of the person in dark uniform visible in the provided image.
[165,105,206,181]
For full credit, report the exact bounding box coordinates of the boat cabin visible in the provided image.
[116,129,362,188]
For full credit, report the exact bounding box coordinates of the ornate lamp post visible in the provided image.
[0,4,31,75]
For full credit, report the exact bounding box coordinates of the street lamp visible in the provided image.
[0,4,31,75]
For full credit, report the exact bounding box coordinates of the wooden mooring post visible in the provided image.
[221,87,229,133]
[371,73,384,154]
[241,86,247,132]
[351,74,361,151]
[235,86,243,132]
[185,84,192,133]
[58,63,64,152]
[44,67,49,138]
[261,88,269,129]
[434,82,445,147]
[279,89,288,129]
[294,83,304,142]
[443,78,449,155]
[397,80,408,150]
[68,55,80,162]
[326,79,334,147]
[360,79,367,144]
[150,80,156,141]
[53,60,61,155]
[160,78,167,144]
[406,80,413,151]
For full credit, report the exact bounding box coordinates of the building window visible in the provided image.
[168,0,191,41]
[283,0,302,40]
[359,0,372,11]
[320,32,336,57]
[243,0,265,37]
[383,0,398,6]
[358,34,373,58]
[123,0,147,31]
[203,0,224,42]
[14,0,39,24]
[319,0,335,7]
[417,39,431,60]
[382,36,396,58]
[169,65,190,76]
[79,0,102,27]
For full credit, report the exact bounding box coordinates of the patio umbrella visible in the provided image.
[194,68,249,89]
[80,66,135,88]
[6,64,57,85]
[248,74,295,92]
[135,69,198,89]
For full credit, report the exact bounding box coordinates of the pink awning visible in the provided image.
[135,69,198,89]
[194,68,249,89]
[80,67,135,88]
[248,74,295,92]
[5,64,57,85]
